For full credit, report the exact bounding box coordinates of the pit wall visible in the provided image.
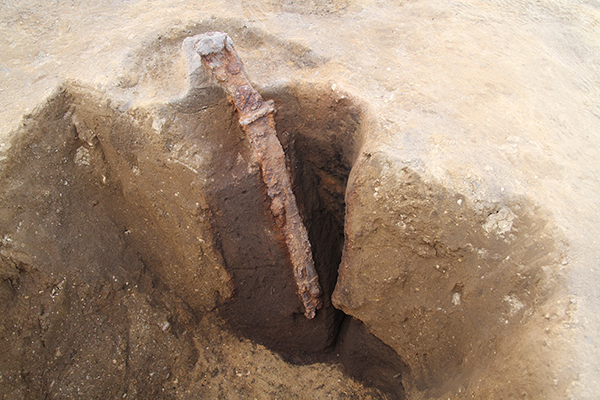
[333,150,570,398]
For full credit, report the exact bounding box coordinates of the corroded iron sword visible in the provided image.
[194,32,323,319]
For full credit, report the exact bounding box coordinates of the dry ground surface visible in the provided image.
[1,1,599,399]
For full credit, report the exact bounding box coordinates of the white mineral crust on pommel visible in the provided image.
[194,32,234,56]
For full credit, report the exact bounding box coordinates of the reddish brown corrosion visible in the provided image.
[194,32,323,318]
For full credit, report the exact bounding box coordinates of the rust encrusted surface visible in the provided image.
[194,32,323,319]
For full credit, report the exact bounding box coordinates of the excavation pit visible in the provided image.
[1,4,591,398]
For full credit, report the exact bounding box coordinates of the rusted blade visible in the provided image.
[194,32,323,319]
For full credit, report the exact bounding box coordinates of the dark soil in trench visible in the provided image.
[0,82,407,398]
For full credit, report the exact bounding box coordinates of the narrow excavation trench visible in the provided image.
[207,85,358,358]
[204,84,408,396]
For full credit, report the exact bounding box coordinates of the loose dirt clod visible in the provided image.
[194,32,323,319]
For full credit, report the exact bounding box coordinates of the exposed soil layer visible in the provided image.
[0,82,403,398]
[0,87,206,399]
